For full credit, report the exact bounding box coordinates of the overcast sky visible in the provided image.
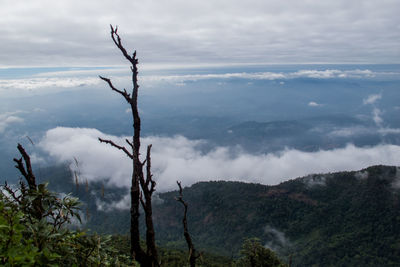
[1,0,399,68]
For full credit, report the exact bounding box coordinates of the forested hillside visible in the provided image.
[39,164,400,266]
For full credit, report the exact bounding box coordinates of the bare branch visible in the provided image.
[14,158,28,179]
[26,136,35,145]
[99,76,131,103]
[98,138,133,159]
[175,181,186,208]
[150,180,156,194]
[145,144,155,191]
[126,139,134,149]
[139,191,146,209]
[101,25,159,266]
[110,24,138,66]
[13,143,36,190]
[13,144,44,220]
[19,179,27,197]
[3,182,21,205]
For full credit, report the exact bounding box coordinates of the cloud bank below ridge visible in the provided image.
[38,127,400,192]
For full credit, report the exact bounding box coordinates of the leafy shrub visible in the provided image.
[0,180,133,266]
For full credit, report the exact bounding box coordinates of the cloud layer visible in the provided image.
[0,77,100,92]
[0,67,392,96]
[0,111,24,133]
[143,68,384,83]
[1,0,399,67]
[39,127,400,193]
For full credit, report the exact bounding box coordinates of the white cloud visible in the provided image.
[30,153,46,165]
[355,170,369,180]
[96,193,130,211]
[0,77,100,90]
[378,127,400,135]
[303,174,327,187]
[308,101,323,107]
[361,93,389,129]
[38,127,132,187]
[1,67,386,96]
[0,76,102,97]
[95,191,164,211]
[294,69,342,79]
[363,93,382,105]
[34,67,129,77]
[141,68,383,86]
[142,72,286,83]
[329,126,372,137]
[292,69,377,79]
[38,127,400,196]
[372,108,383,127]
[329,126,400,138]
[264,225,291,251]
[360,93,400,134]
[0,111,24,133]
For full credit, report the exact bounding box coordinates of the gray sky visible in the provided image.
[1,0,399,67]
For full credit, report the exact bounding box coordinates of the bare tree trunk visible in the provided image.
[176,181,200,267]
[143,145,158,262]
[13,143,44,220]
[99,25,159,267]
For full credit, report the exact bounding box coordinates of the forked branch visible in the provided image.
[110,25,138,66]
[13,143,37,190]
[145,145,156,194]
[99,25,159,266]
[99,76,131,103]
[13,144,44,220]
[98,138,133,159]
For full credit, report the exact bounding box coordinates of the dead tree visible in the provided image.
[176,181,200,267]
[12,143,44,220]
[98,25,159,267]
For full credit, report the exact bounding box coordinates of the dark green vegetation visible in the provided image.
[0,177,280,267]
[33,164,400,266]
[0,173,132,266]
[0,177,237,266]
[1,147,286,266]
[155,165,400,266]
[235,238,286,267]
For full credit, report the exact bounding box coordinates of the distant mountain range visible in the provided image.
[37,164,400,266]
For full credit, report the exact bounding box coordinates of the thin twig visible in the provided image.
[98,138,133,159]
[99,76,131,103]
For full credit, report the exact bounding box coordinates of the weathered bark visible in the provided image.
[176,181,200,267]
[99,25,159,267]
[14,143,36,190]
[143,145,158,262]
[13,143,44,220]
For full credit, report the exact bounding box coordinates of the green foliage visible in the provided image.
[160,247,234,267]
[110,234,234,267]
[234,238,287,267]
[23,164,400,266]
[0,180,134,266]
[149,165,400,266]
[0,196,39,266]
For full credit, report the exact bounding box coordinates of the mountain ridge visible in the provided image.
[36,164,400,266]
